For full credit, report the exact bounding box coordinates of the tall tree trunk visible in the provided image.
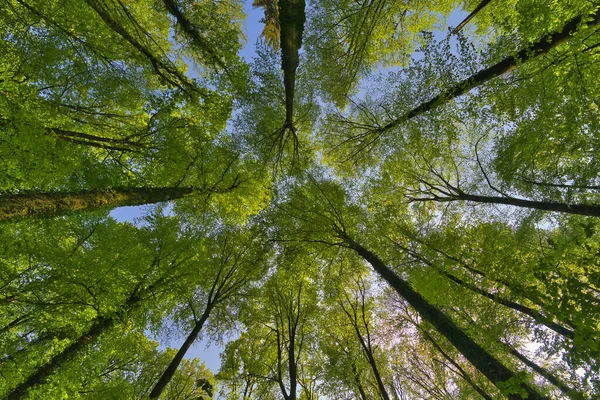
[0,187,196,222]
[48,128,145,152]
[160,0,227,73]
[54,135,135,152]
[83,0,198,94]
[5,285,147,400]
[422,331,494,400]
[0,314,30,335]
[347,318,390,400]
[149,304,212,399]
[456,192,600,218]
[341,234,547,400]
[278,0,306,128]
[439,269,574,339]
[451,0,493,35]
[507,346,579,397]
[361,340,390,400]
[288,327,297,400]
[49,128,143,147]
[373,9,600,136]
[351,362,369,400]
[392,240,574,339]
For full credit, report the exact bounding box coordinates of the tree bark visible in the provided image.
[83,0,199,94]
[278,0,306,128]
[456,192,600,218]
[0,187,196,222]
[160,0,226,72]
[0,314,30,335]
[54,135,135,152]
[7,317,116,400]
[288,327,297,400]
[422,331,494,400]
[361,338,390,400]
[149,304,212,399]
[5,285,147,400]
[342,304,390,400]
[351,362,369,400]
[451,0,493,35]
[50,128,142,147]
[439,269,574,339]
[508,346,579,397]
[391,240,575,339]
[375,9,600,136]
[342,234,547,400]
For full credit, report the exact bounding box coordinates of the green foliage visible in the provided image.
[2,1,600,399]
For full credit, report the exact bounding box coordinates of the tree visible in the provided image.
[218,258,318,400]
[326,6,600,160]
[149,226,270,398]
[1,212,210,399]
[336,276,391,400]
[269,178,551,398]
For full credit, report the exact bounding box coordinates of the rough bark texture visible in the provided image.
[456,192,600,217]
[278,0,306,128]
[149,305,212,399]
[0,187,195,222]
[343,234,547,400]
[377,8,600,135]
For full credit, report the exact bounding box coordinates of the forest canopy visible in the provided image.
[1,0,599,399]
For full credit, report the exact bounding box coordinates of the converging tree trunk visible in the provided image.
[341,234,547,400]
[506,345,580,397]
[83,0,198,93]
[454,192,600,218]
[49,127,145,152]
[149,238,254,398]
[148,304,213,399]
[6,284,149,400]
[408,182,600,217]
[451,0,493,35]
[278,0,306,130]
[364,8,600,140]
[287,325,298,400]
[0,187,196,222]
[440,270,574,339]
[422,331,494,400]
[355,331,389,400]
[390,240,575,339]
[351,362,369,400]
[339,289,390,400]
[160,0,227,73]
